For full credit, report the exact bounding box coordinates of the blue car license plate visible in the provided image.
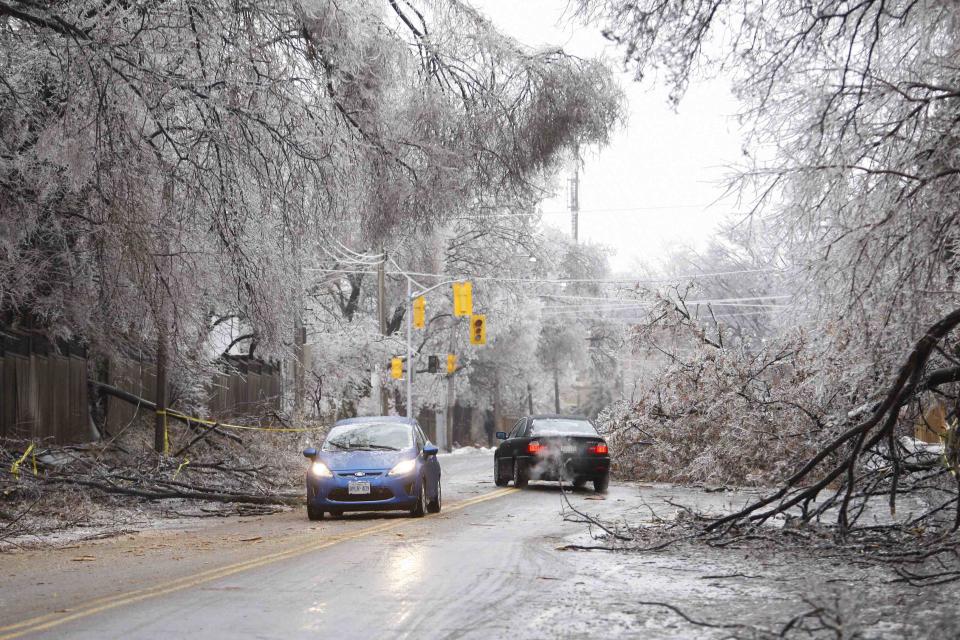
[348,481,371,495]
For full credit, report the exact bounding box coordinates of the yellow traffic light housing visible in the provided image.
[469,314,486,345]
[446,353,457,374]
[452,281,473,317]
[413,296,426,329]
[391,357,403,379]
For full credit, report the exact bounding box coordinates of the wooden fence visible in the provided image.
[104,357,158,435]
[0,332,90,443]
[209,356,283,419]
[0,329,283,443]
[106,355,283,433]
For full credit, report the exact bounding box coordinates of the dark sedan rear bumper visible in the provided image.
[517,455,610,481]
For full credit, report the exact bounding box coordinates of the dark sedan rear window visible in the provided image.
[529,419,597,436]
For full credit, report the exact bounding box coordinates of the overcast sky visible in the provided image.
[468,1,746,272]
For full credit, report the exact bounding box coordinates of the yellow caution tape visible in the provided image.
[161,408,320,433]
[173,458,190,479]
[10,443,35,480]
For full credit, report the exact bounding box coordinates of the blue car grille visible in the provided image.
[335,471,384,477]
[328,487,394,502]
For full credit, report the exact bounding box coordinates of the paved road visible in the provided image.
[0,452,834,639]
[0,452,646,639]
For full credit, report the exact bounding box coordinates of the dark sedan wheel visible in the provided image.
[307,505,324,521]
[494,457,509,487]
[427,478,442,513]
[594,473,609,494]
[513,459,529,488]
[410,479,426,517]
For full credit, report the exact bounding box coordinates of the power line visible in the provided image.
[451,204,712,220]
[381,267,782,285]
[538,293,792,303]
[302,266,785,287]
[540,302,790,312]
[538,310,779,321]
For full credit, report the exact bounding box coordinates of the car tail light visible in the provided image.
[527,441,543,454]
[589,442,608,455]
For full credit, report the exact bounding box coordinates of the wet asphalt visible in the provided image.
[5,453,836,640]
[6,452,655,639]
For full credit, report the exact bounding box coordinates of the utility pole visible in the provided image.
[553,365,560,414]
[492,371,501,446]
[568,141,580,244]
[374,254,388,414]
[446,372,456,450]
[293,318,305,420]
[435,396,446,450]
[155,178,173,455]
[154,325,167,454]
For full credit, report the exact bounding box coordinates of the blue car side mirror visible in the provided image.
[422,443,439,457]
[302,447,318,458]
[495,431,507,440]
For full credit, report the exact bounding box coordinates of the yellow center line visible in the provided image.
[0,487,517,640]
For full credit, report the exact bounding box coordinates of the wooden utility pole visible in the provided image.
[568,141,580,244]
[154,326,167,454]
[375,255,388,414]
[492,371,501,445]
[293,319,305,420]
[553,366,560,414]
[155,177,173,454]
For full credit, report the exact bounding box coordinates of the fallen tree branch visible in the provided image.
[92,381,243,444]
[707,307,960,534]
[45,476,301,506]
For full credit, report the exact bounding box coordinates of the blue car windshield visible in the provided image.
[322,422,414,452]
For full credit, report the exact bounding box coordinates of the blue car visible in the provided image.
[302,416,441,520]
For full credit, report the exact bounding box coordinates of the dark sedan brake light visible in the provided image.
[527,441,543,454]
[588,442,609,455]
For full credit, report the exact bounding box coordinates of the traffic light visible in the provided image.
[469,314,486,345]
[413,296,426,329]
[452,281,472,317]
[446,353,457,374]
[391,357,403,379]
[427,355,439,373]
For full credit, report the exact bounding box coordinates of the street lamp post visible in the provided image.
[405,276,413,419]
[389,258,463,423]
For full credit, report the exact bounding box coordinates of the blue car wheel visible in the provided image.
[410,478,426,517]
[427,477,441,513]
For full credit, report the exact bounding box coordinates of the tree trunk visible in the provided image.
[293,320,305,419]
[492,371,501,446]
[553,366,560,414]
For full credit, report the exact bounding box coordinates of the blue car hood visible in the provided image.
[320,449,414,471]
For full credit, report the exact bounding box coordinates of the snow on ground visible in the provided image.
[443,446,495,456]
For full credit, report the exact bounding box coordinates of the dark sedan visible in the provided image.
[494,415,610,493]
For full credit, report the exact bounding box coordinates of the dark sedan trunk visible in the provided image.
[525,435,609,481]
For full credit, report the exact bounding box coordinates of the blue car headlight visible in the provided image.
[388,458,417,477]
[310,461,333,478]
